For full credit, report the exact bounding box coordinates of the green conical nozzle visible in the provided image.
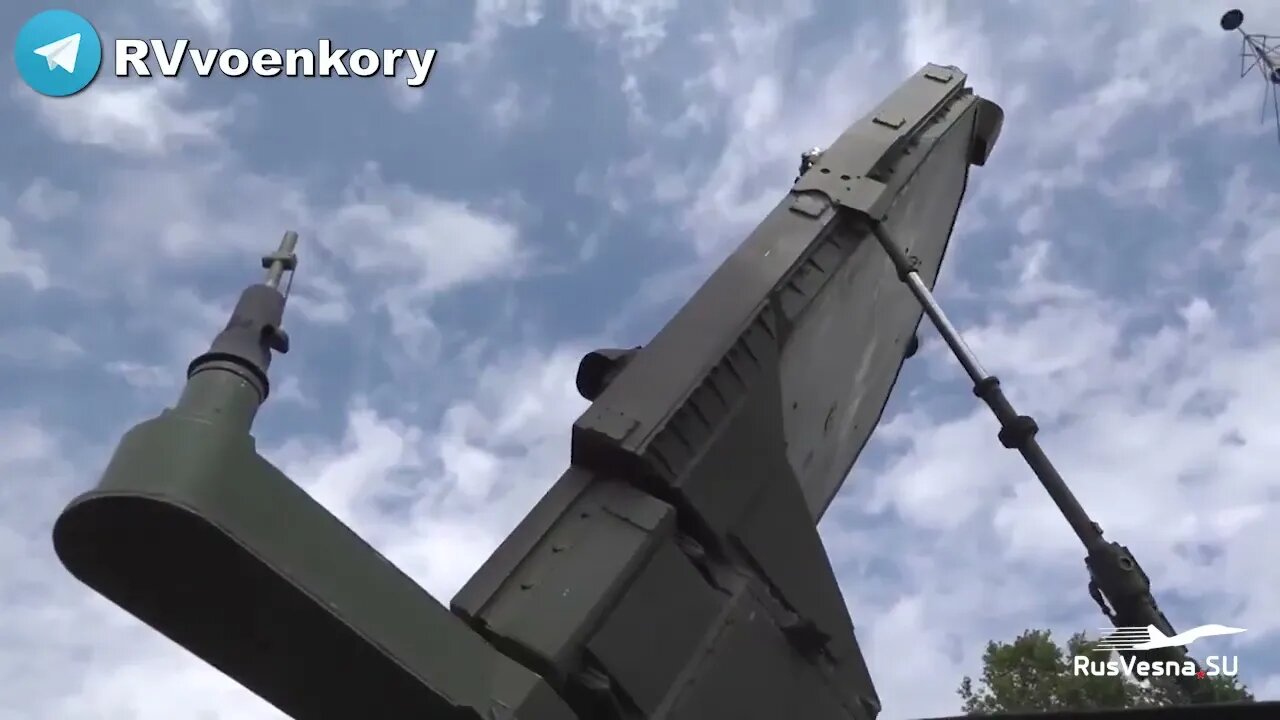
[187,230,299,405]
[173,361,266,432]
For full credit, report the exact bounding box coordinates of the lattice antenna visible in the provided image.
[1221,9,1280,143]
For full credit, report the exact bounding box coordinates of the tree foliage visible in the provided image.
[957,629,1253,714]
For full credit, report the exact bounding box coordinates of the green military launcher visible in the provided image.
[52,65,1276,719]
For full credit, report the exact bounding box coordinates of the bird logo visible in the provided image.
[1092,624,1246,651]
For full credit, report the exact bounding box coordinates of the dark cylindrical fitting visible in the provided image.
[175,362,265,431]
[576,347,641,401]
[188,284,288,399]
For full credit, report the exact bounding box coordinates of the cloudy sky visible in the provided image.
[2,0,1279,718]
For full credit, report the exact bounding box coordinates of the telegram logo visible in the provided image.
[15,10,103,97]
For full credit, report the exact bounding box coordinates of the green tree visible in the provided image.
[957,629,1253,714]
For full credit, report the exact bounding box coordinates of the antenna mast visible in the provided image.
[1221,8,1280,143]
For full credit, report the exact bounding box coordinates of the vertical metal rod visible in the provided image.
[265,231,299,289]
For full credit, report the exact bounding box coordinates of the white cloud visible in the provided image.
[147,0,410,41]
[448,0,546,62]
[567,0,679,59]
[0,217,48,290]
[270,374,312,406]
[1100,153,1181,207]
[573,2,903,259]
[104,361,176,390]
[19,154,525,370]
[329,163,524,294]
[1205,166,1280,331]
[151,0,234,44]
[486,80,550,131]
[16,180,78,223]
[0,328,83,367]
[269,344,588,596]
[899,0,996,92]
[17,81,232,156]
[286,272,353,325]
[860,596,970,716]
[386,74,430,111]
